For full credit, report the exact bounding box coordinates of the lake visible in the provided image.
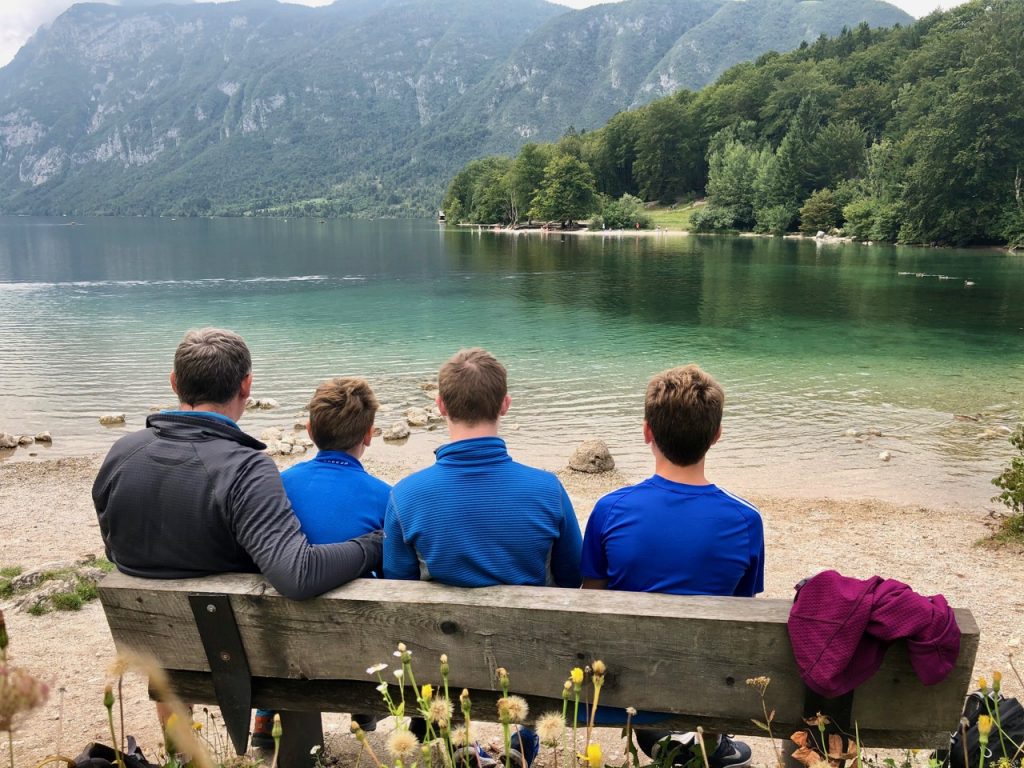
[1,215,1022,508]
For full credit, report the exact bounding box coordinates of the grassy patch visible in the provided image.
[94,557,116,573]
[1,560,107,612]
[646,202,700,230]
[0,566,23,578]
[51,591,84,611]
[986,514,1024,548]
[27,602,47,616]
[0,580,12,599]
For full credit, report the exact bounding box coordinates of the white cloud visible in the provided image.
[0,0,974,69]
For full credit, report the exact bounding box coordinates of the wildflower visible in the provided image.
[428,696,454,725]
[387,729,421,761]
[592,660,606,677]
[272,713,283,739]
[394,669,405,680]
[311,745,322,755]
[440,654,450,680]
[579,742,603,768]
[421,683,433,700]
[398,642,407,652]
[460,688,471,715]
[351,721,367,741]
[0,664,49,731]
[367,663,389,675]
[993,671,1002,693]
[192,721,203,732]
[440,654,448,664]
[625,707,637,717]
[505,695,529,724]
[450,726,468,747]
[979,676,988,693]
[978,715,993,739]
[746,676,771,694]
[536,712,565,746]
[562,680,571,699]
[377,682,389,694]
[103,684,115,710]
[570,667,584,686]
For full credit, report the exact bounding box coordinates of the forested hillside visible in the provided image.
[444,0,1024,247]
[0,0,910,218]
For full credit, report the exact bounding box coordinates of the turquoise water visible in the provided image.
[1,216,1022,506]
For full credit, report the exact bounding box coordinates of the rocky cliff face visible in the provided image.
[0,0,912,217]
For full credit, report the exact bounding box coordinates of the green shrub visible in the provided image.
[843,198,876,240]
[755,204,797,236]
[691,205,740,232]
[599,193,651,229]
[799,189,840,235]
[51,591,84,611]
[992,423,1024,543]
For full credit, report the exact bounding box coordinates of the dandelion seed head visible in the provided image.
[536,712,564,746]
[440,654,448,664]
[428,696,453,725]
[450,726,468,747]
[592,660,606,676]
[387,729,420,761]
[506,695,528,723]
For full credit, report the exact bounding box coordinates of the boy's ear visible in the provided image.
[363,424,374,447]
[436,396,448,417]
[169,371,178,396]
[498,394,511,417]
[238,372,253,400]
[642,421,654,445]
[306,421,313,441]
[711,425,722,447]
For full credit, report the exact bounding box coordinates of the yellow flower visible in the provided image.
[993,671,1002,692]
[192,721,203,732]
[978,715,993,739]
[979,676,988,692]
[579,742,602,768]
[571,667,584,685]
[421,683,433,700]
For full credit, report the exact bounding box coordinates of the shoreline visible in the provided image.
[2,452,1022,765]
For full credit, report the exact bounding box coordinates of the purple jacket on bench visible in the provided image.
[787,570,961,698]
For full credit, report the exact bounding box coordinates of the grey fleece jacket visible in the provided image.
[93,413,382,600]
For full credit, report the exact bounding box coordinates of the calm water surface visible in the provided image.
[1,216,1022,507]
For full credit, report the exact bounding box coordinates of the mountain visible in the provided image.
[0,0,912,217]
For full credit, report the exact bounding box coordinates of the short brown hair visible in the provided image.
[645,364,724,466]
[438,348,507,425]
[174,328,251,406]
[307,378,379,451]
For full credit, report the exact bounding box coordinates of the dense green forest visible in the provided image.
[443,0,1024,247]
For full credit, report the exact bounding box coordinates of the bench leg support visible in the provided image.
[277,711,324,768]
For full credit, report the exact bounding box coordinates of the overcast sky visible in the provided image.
[0,0,971,69]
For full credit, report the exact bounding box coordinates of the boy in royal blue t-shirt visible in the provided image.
[581,364,763,768]
[253,376,389,748]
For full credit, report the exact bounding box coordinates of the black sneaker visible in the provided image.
[650,732,698,766]
[709,735,752,768]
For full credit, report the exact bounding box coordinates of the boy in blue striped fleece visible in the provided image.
[384,348,582,766]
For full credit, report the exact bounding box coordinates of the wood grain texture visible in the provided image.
[100,572,979,748]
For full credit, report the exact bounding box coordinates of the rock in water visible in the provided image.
[569,439,615,474]
[99,414,126,425]
[0,433,18,449]
[406,407,430,427]
[17,435,34,446]
[34,431,52,443]
[260,427,283,442]
[878,451,892,462]
[383,422,411,442]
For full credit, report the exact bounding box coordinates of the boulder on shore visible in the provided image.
[0,432,18,449]
[99,414,126,426]
[382,422,411,442]
[260,427,283,442]
[568,439,615,474]
[406,407,430,427]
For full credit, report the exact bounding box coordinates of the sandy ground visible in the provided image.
[1,453,1022,767]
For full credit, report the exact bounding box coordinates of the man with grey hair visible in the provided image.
[93,328,382,600]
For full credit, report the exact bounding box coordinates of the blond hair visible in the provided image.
[307,377,379,451]
[438,348,507,425]
[645,364,724,466]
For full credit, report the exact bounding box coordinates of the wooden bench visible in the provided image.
[98,572,979,767]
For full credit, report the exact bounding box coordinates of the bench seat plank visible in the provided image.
[99,572,979,747]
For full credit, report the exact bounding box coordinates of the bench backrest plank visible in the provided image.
[99,572,979,747]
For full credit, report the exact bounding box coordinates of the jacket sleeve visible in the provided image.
[229,454,382,600]
[382,492,420,580]
[550,485,583,588]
